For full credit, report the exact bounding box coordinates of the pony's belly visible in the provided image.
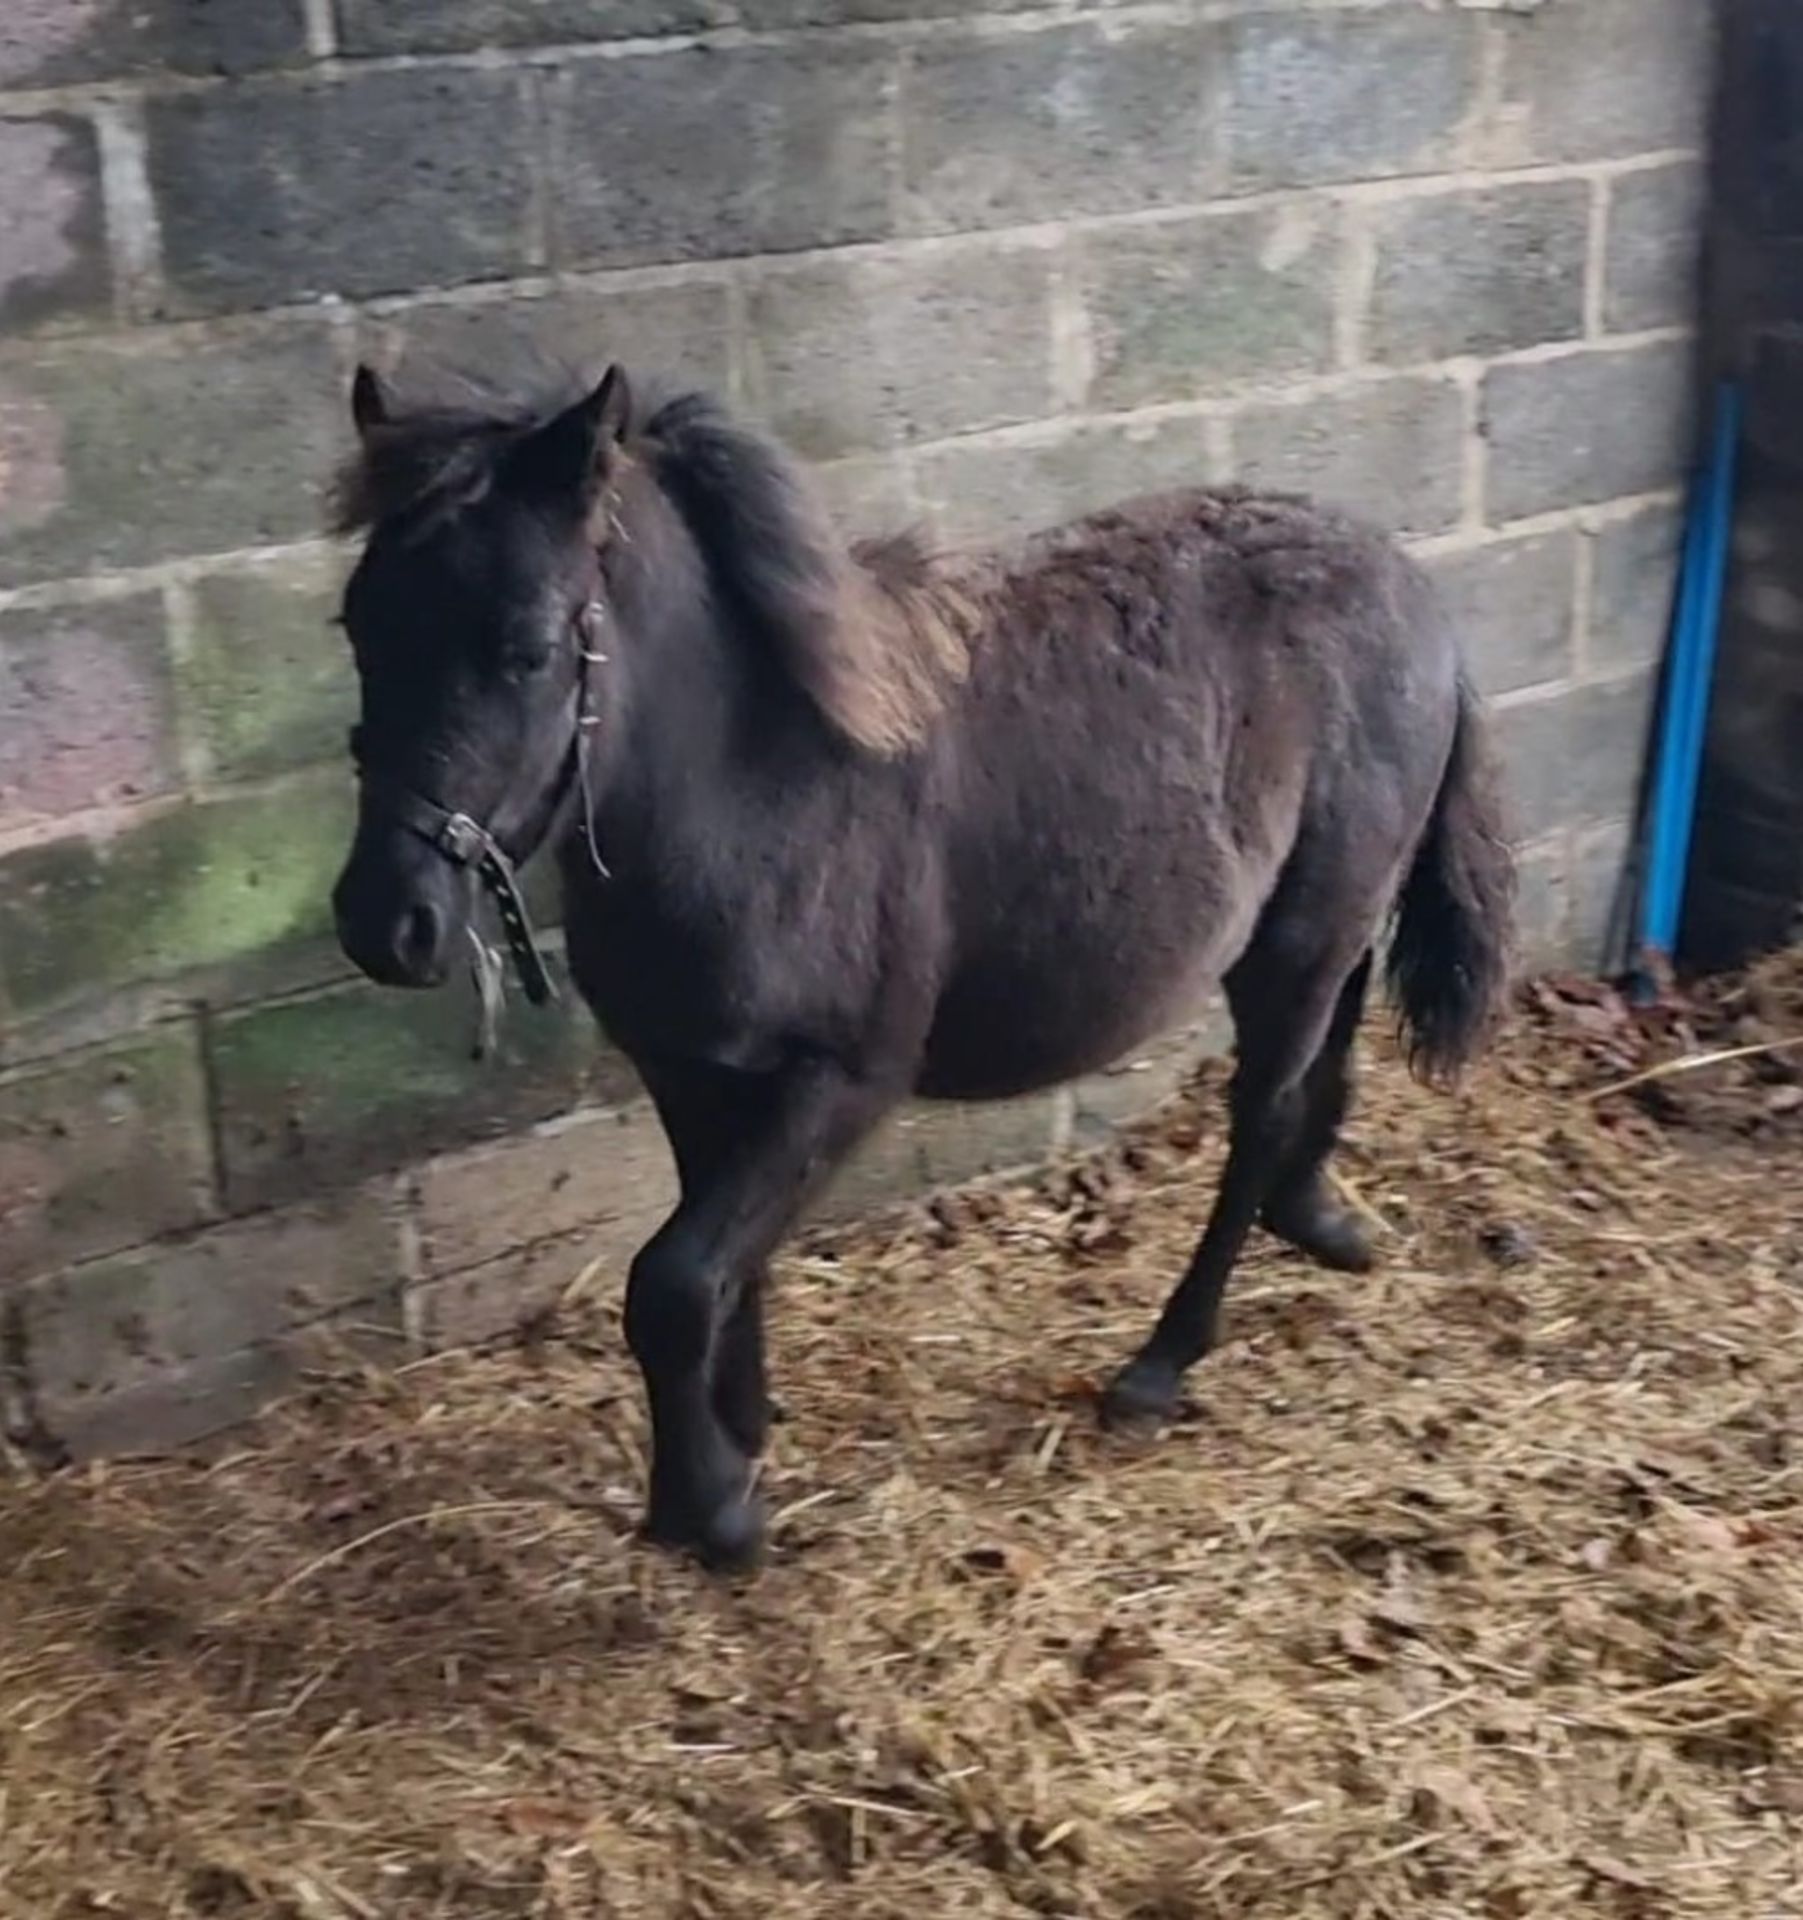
[916,942,1229,1101]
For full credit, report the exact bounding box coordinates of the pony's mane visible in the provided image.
[332,371,974,754]
[642,391,975,754]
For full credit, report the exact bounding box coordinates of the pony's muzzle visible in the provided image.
[392,899,450,981]
[332,831,468,990]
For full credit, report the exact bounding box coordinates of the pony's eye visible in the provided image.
[499,648,553,681]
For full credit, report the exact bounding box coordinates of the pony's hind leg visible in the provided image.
[1101,938,1369,1428]
[1259,950,1375,1273]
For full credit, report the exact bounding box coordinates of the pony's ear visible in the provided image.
[590,363,632,445]
[509,365,632,502]
[350,362,392,438]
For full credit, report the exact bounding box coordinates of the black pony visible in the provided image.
[330,364,1514,1569]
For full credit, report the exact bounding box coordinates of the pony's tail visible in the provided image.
[1386,679,1517,1088]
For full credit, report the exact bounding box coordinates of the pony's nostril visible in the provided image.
[392,901,446,976]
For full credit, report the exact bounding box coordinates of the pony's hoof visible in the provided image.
[642,1487,767,1574]
[1100,1356,1182,1430]
[1263,1193,1375,1274]
[695,1491,767,1574]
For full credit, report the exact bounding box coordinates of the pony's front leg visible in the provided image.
[625,1056,889,1570]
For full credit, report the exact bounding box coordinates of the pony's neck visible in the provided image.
[576,474,820,874]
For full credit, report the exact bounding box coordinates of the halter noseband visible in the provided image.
[353,597,610,1012]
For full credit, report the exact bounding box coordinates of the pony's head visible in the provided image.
[329,362,631,990]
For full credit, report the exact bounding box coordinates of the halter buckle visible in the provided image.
[436,812,486,864]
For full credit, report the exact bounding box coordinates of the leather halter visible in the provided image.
[352,598,610,1010]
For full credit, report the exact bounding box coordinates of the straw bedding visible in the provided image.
[2,958,1800,1919]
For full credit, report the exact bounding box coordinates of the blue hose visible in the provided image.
[1637,380,1741,964]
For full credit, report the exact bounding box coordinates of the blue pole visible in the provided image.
[1665,384,1742,943]
[1642,467,1712,950]
[1639,381,1741,961]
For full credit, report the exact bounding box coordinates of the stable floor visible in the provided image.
[3,960,1800,1919]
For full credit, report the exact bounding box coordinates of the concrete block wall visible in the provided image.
[0,0,1710,1452]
